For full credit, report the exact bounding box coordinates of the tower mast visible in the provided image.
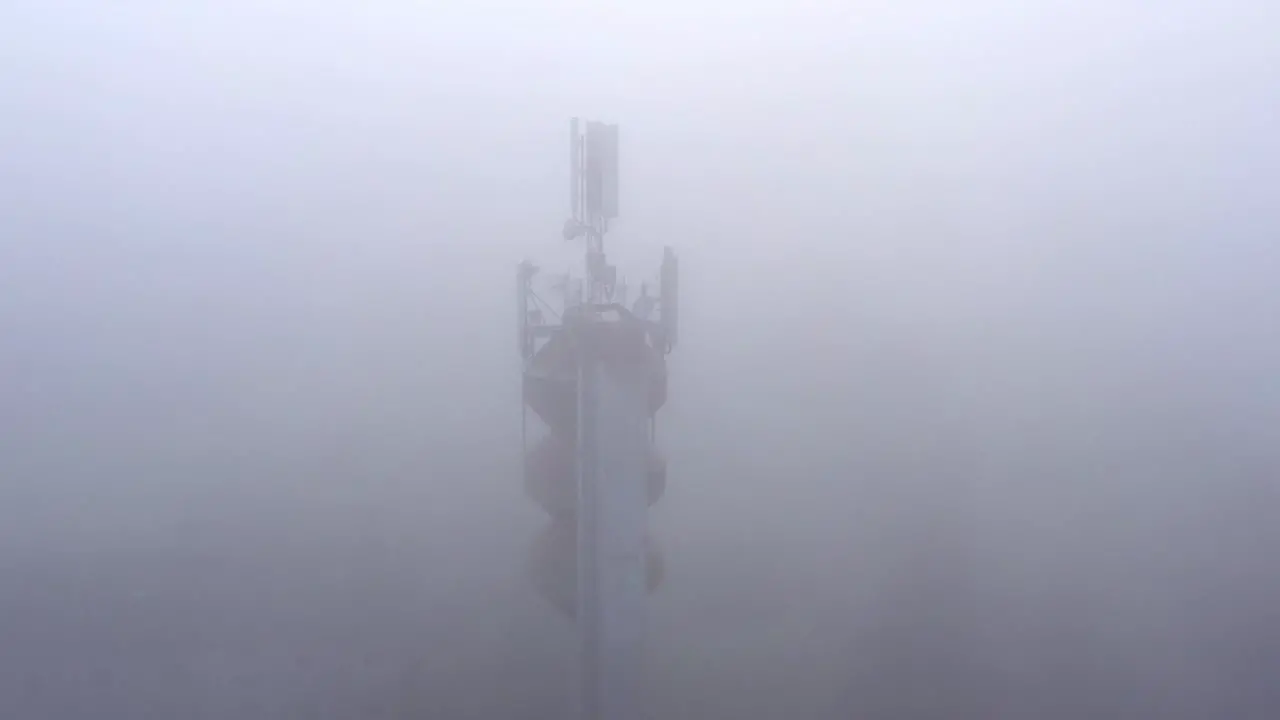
[519,119,680,720]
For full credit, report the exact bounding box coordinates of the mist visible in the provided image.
[2,1,1278,718]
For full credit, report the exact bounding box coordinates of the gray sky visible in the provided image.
[1,1,1278,718]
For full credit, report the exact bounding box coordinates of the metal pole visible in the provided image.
[575,320,652,720]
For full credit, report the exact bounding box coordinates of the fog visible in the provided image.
[2,1,1278,717]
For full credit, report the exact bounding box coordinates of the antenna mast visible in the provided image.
[520,119,680,720]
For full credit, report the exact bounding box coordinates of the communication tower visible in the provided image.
[518,120,680,720]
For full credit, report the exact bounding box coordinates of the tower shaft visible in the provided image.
[575,319,653,720]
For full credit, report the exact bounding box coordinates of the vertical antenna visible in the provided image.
[570,118,581,223]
